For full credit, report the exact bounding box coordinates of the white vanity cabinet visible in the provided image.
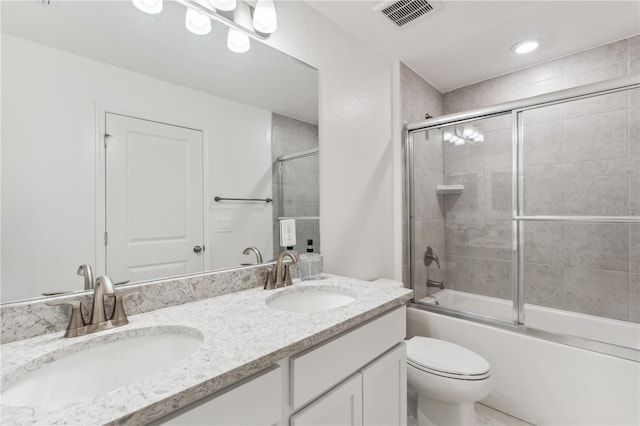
[289,307,407,426]
[290,344,406,426]
[155,366,283,426]
[291,372,363,426]
[154,306,406,426]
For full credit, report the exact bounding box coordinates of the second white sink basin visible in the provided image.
[1,327,203,407]
[266,286,356,313]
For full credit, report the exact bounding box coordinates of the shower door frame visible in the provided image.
[404,73,640,362]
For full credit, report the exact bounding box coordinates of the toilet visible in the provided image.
[406,336,492,426]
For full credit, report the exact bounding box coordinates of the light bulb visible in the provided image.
[454,139,465,146]
[474,134,485,143]
[209,0,236,11]
[462,124,474,138]
[443,131,452,142]
[253,0,277,33]
[227,27,250,53]
[185,8,211,35]
[132,0,163,14]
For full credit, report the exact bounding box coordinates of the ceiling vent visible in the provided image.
[377,0,438,28]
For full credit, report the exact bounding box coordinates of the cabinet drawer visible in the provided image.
[290,307,406,410]
[155,366,282,425]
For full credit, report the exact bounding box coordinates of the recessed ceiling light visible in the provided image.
[512,39,539,55]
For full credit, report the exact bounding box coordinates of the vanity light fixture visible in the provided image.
[131,0,277,53]
[443,124,484,146]
[209,0,237,12]
[512,39,539,55]
[185,8,212,35]
[132,0,163,14]
[253,0,278,34]
[227,1,252,53]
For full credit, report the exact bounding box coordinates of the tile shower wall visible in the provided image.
[442,114,514,303]
[271,113,319,257]
[442,35,640,322]
[400,63,444,300]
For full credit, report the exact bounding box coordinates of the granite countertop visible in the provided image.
[0,275,412,425]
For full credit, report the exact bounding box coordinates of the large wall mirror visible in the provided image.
[1,0,319,303]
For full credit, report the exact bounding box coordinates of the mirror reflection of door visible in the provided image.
[105,113,204,283]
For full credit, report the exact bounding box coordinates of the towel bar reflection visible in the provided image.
[214,196,273,203]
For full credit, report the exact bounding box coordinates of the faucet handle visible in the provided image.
[46,300,86,338]
[110,288,139,326]
[424,247,440,269]
[263,266,276,290]
[283,264,294,286]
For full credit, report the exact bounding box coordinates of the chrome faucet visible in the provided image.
[77,264,94,290]
[90,276,115,326]
[47,274,137,338]
[274,250,299,288]
[242,246,263,264]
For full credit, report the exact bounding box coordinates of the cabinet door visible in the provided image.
[362,343,407,426]
[156,366,282,425]
[290,373,363,426]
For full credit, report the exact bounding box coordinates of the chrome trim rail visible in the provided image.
[409,302,639,363]
[406,73,640,131]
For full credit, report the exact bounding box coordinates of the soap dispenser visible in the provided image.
[299,239,323,280]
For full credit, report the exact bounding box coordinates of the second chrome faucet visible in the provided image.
[264,250,300,290]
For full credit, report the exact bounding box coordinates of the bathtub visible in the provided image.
[408,292,640,425]
[421,289,640,350]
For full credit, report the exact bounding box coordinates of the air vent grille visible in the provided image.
[380,0,434,27]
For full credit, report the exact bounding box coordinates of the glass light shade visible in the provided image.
[209,0,236,11]
[185,8,212,35]
[227,27,250,53]
[454,138,465,146]
[132,0,163,14]
[253,0,277,33]
[474,134,485,143]
[443,131,452,142]
[462,125,474,138]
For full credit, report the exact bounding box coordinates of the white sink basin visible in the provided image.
[266,286,356,313]
[1,328,202,407]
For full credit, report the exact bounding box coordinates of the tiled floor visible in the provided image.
[475,403,533,426]
[407,397,534,426]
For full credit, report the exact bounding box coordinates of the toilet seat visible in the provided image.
[407,337,490,380]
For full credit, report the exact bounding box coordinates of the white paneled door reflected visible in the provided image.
[105,113,204,283]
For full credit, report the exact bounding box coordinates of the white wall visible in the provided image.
[264,1,399,281]
[1,34,273,301]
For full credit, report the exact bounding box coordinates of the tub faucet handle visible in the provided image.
[424,247,440,269]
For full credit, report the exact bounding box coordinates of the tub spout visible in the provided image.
[427,279,444,290]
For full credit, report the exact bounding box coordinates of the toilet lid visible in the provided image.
[407,337,490,379]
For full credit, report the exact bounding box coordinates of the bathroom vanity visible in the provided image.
[0,275,412,425]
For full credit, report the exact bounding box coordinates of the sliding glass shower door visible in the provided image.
[406,75,639,356]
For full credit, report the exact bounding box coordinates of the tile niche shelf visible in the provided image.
[436,185,464,195]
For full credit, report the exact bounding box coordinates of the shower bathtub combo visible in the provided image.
[404,73,640,425]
